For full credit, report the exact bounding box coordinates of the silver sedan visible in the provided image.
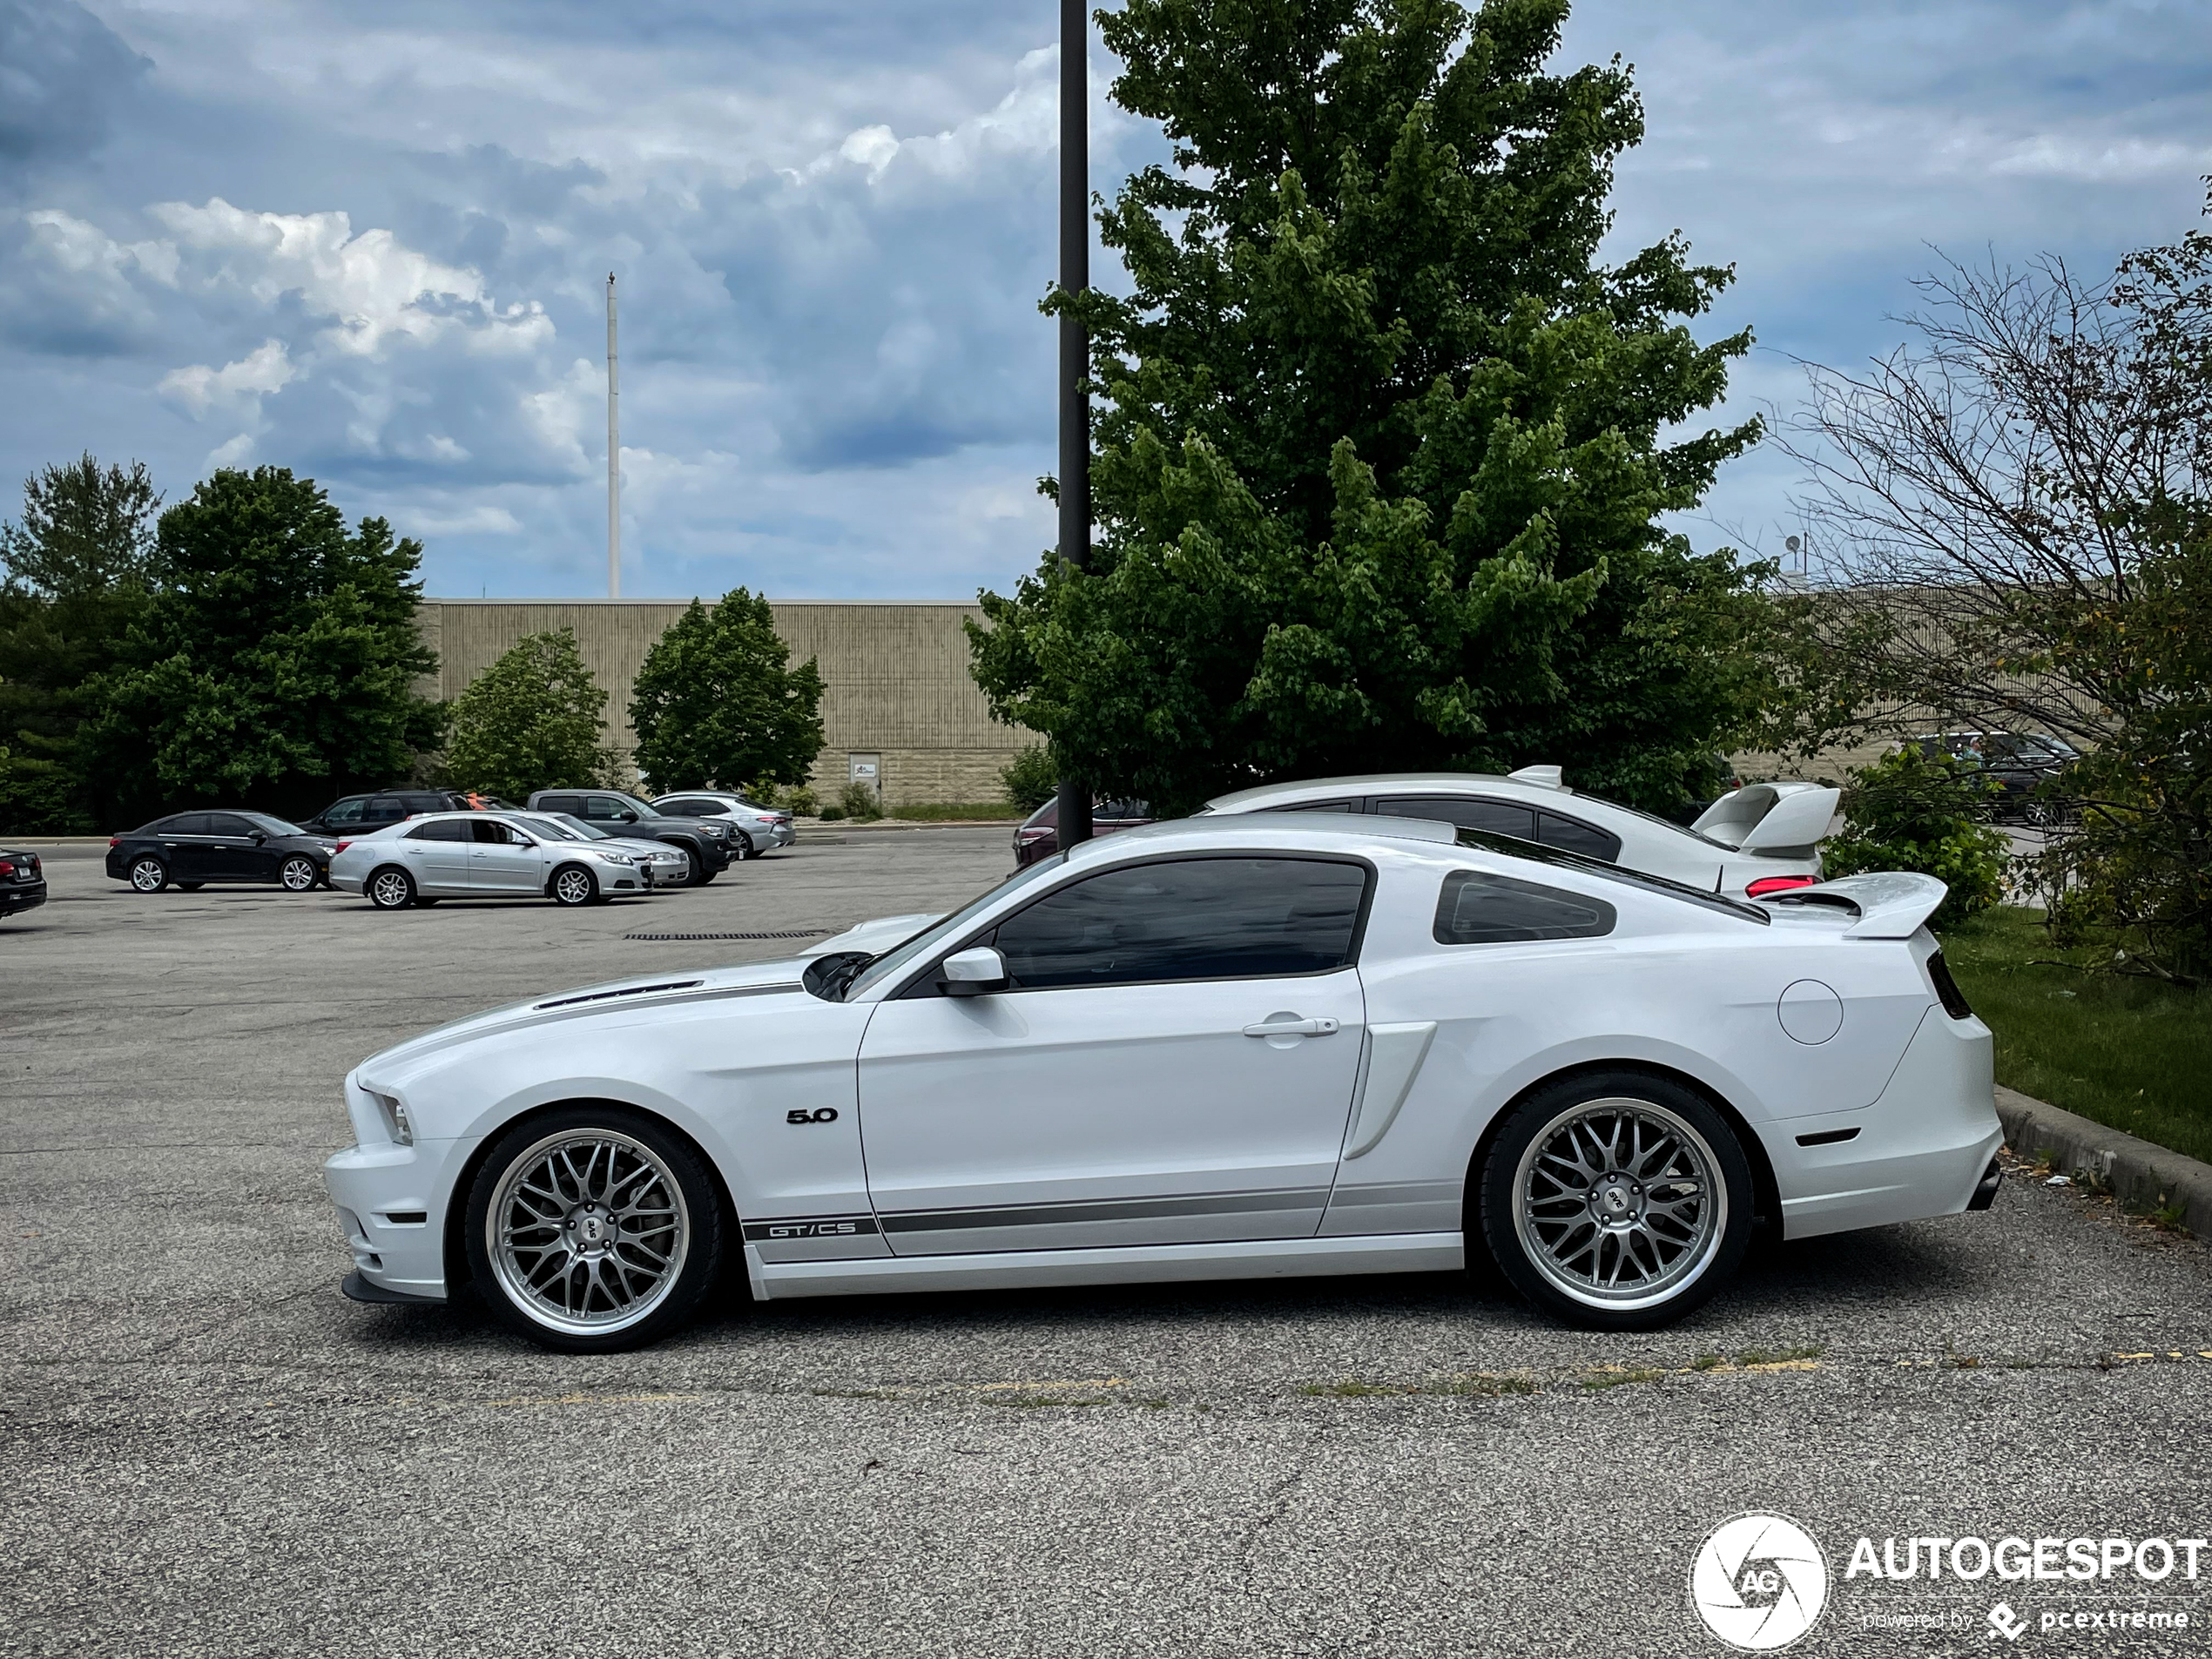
[522,813,692,887]
[327,813,656,909]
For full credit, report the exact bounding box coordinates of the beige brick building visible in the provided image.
[415,599,1031,806]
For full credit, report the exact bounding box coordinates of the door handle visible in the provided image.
[1243,1016,1339,1038]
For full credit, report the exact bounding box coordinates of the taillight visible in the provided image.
[1746,875,1819,898]
[0,860,13,877]
[1927,951,1973,1020]
[108,836,120,847]
[334,840,352,854]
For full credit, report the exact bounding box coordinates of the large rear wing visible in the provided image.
[1757,871,1948,938]
[1693,781,1841,853]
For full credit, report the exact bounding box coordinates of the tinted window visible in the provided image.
[470,819,524,844]
[319,798,367,826]
[1434,871,1616,944]
[164,814,213,835]
[242,813,302,835]
[987,857,1368,991]
[1264,799,1361,814]
[658,799,710,815]
[1376,795,1534,839]
[1536,812,1622,861]
[1453,829,1769,925]
[586,796,633,818]
[364,798,408,820]
[202,813,254,837]
[407,819,470,842]
[537,795,583,816]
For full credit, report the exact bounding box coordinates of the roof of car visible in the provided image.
[1204,772,1569,811]
[1069,812,1461,862]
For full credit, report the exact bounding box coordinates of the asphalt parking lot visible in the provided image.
[5,827,2210,1657]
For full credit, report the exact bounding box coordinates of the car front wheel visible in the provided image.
[462,1107,726,1352]
[550,863,597,906]
[129,857,169,893]
[367,867,416,909]
[280,856,319,892]
[1478,1071,1753,1331]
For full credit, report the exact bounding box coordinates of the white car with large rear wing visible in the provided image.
[1198,767,1839,899]
[324,814,1999,1353]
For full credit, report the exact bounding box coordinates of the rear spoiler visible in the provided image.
[1693,781,1841,853]
[1758,872,1947,938]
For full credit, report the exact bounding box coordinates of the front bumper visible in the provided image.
[325,1136,476,1301]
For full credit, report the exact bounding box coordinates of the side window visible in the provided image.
[471,819,521,845]
[1265,799,1361,814]
[985,857,1369,991]
[165,814,212,835]
[320,799,366,827]
[537,795,582,816]
[587,795,632,819]
[1375,795,1535,840]
[364,797,408,822]
[408,819,469,842]
[1433,871,1615,945]
[1536,812,1622,861]
[203,813,253,837]
[664,799,711,816]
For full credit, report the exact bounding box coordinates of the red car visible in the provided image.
[1012,796,1155,867]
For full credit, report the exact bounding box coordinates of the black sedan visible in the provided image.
[105,812,340,894]
[0,847,47,921]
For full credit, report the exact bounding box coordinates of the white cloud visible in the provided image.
[158,338,297,418]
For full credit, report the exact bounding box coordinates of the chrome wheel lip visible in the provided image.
[280,857,318,891]
[368,870,412,907]
[485,1128,690,1337]
[129,859,165,891]
[1512,1096,1727,1312]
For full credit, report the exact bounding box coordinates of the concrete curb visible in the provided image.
[1995,1083,2212,1239]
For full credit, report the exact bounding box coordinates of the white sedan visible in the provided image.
[324,814,2001,1352]
[327,811,658,908]
[1200,768,1840,898]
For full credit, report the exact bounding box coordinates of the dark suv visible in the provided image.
[1908,732,2080,825]
[525,790,732,885]
[299,791,475,837]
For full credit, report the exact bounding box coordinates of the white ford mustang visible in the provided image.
[325,815,2002,1352]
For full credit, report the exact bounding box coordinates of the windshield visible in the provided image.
[840,855,1069,1000]
[244,813,306,836]
[510,814,588,842]
[1453,828,1770,925]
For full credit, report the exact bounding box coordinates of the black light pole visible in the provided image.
[1054,0,1095,850]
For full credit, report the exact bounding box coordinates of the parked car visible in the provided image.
[0,846,48,921]
[527,813,692,887]
[327,812,656,909]
[325,812,2000,1352]
[105,812,338,894]
[1198,768,1840,899]
[298,790,475,837]
[524,791,732,886]
[1012,796,1154,867]
[1908,732,2080,825]
[651,792,796,858]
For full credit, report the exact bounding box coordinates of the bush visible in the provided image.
[999,744,1057,813]
[818,804,846,822]
[1821,746,2010,927]
[838,780,882,821]
[781,786,819,817]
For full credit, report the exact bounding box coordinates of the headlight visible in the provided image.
[597,852,637,865]
[371,1090,413,1146]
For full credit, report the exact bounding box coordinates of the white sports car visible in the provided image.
[324,814,2001,1352]
[1200,768,1840,898]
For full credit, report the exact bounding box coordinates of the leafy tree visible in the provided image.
[0,455,162,832]
[629,589,825,792]
[1821,746,2010,929]
[84,467,443,819]
[969,0,1775,813]
[999,743,1058,811]
[444,628,617,802]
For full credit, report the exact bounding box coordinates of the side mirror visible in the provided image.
[249,830,267,844]
[615,809,637,823]
[937,946,1009,997]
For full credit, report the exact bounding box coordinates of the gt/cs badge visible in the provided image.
[786,1107,840,1125]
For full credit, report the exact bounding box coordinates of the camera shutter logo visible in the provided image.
[1689,1513,1831,1650]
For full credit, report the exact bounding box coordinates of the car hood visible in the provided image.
[358,955,810,1076]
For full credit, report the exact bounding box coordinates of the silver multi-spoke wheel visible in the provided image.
[551,866,596,905]
[130,858,167,893]
[1513,1097,1725,1311]
[280,856,318,892]
[368,868,413,908]
[487,1130,690,1337]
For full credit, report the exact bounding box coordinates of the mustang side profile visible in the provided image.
[325,815,2001,1352]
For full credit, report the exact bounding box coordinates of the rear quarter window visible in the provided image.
[1434,871,1616,944]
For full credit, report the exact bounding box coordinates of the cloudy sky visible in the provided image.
[3,1,2206,601]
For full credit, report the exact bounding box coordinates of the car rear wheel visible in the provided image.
[550,863,597,906]
[728,833,756,861]
[280,856,318,892]
[367,867,415,909]
[1478,1071,1753,1331]
[462,1107,726,1353]
[129,857,169,893]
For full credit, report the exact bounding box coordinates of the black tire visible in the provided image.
[1477,1069,1753,1332]
[681,841,715,886]
[176,881,205,892]
[462,1104,727,1353]
[550,862,597,907]
[279,855,319,893]
[366,866,416,909]
[728,833,756,861]
[416,898,441,907]
[128,856,169,894]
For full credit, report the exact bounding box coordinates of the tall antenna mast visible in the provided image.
[606,271,620,599]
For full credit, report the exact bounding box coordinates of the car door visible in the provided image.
[159,814,221,880]
[583,794,641,835]
[199,813,272,880]
[467,819,548,894]
[397,819,473,891]
[855,854,1372,1255]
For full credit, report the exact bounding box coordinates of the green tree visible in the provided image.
[0,455,162,832]
[999,743,1059,811]
[1821,746,2011,929]
[84,467,443,819]
[444,628,616,802]
[969,0,1776,813]
[629,589,826,792]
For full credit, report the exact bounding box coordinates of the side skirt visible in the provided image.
[749,1231,1466,1301]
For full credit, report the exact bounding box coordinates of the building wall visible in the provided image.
[416,599,1030,806]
